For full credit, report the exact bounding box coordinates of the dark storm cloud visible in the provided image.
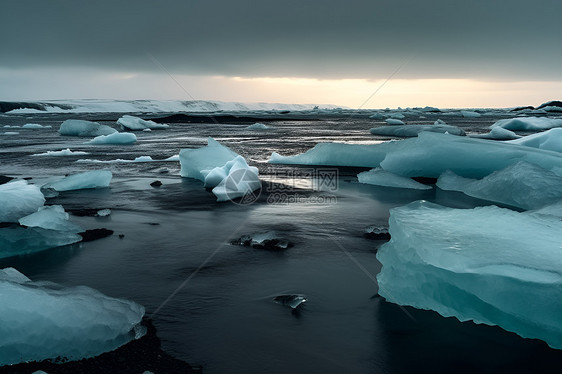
[1,0,561,80]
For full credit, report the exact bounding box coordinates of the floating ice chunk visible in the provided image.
[377,201,562,349]
[436,161,562,210]
[3,131,19,135]
[470,127,520,140]
[0,268,145,365]
[19,205,82,232]
[460,110,481,118]
[97,208,111,217]
[388,112,405,119]
[507,128,562,153]
[164,154,180,161]
[59,119,117,137]
[358,168,432,190]
[370,125,465,137]
[179,137,239,182]
[0,180,45,222]
[0,226,82,258]
[43,170,112,191]
[246,122,270,130]
[369,113,385,119]
[117,115,169,131]
[32,148,88,157]
[274,294,307,309]
[22,123,51,129]
[385,118,405,125]
[211,156,261,202]
[434,119,447,125]
[491,117,562,131]
[87,132,137,145]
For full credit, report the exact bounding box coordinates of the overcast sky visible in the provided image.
[1,0,561,108]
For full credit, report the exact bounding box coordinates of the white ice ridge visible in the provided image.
[22,123,51,129]
[491,117,562,131]
[269,132,562,178]
[43,170,112,191]
[117,115,169,131]
[376,201,562,350]
[179,138,260,201]
[436,161,562,210]
[0,268,146,365]
[32,148,89,157]
[76,155,178,164]
[59,119,117,137]
[370,124,465,137]
[87,132,137,145]
[507,128,562,153]
[357,168,431,190]
[0,180,45,222]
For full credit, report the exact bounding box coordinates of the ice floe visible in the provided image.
[117,115,169,131]
[0,180,45,223]
[43,170,112,191]
[0,268,145,365]
[59,119,116,137]
[384,118,405,125]
[460,110,481,118]
[22,123,51,129]
[370,124,465,137]
[32,148,88,157]
[357,168,432,190]
[179,138,239,182]
[470,126,520,140]
[376,200,562,349]
[87,132,137,145]
[19,205,82,233]
[491,117,562,131]
[246,122,270,130]
[507,128,562,153]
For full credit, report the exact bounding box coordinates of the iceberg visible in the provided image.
[357,168,432,190]
[179,138,239,182]
[117,115,169,131]
[384,118,405,125]
[377,201,562,350]
[32,148,88,157]
[87,132,137,145]
[507,128,562,153]
[0,225,82,258]
[19,205,82,233]
[246,122,270,130]
[59,119,117,137]
[0,180,45,222]
[460,110,481,118]
[211,156,261,202]
[436,161,562,210]
[370,125,465,137]
[0,268,145,365]
[270,132,562,179]
[42,170,112,191]
[470,127,520,140]
[22,123,51,129]
[491,117,562,131]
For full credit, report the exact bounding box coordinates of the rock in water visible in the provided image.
[274,295,307,309]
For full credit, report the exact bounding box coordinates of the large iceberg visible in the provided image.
[507,128,562,153]
[179,137,239,182]
[491,117,562,131]
[0,268,145,365]
[117,115,169,131]
[59,119,117,137]
[87,132,137,145]
[377,201,562,350]
[357,168,431,190]
[436,161,562,210]
[370,125,465,137]
[43,170,112,191]
[0,180,45,222]
[270,132,562,178]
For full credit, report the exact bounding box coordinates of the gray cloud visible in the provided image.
[1,0,561,80]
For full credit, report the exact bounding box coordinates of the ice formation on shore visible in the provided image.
[0,180,45,222]
[59,119,116,137]
[507,128,562,153]
[42,170,112,191]
[370,125,465,137]
[357,168,431,190]
[376,201,562,350]
[87,132,137,145]
[117,115,169,131]
[0,268,145,365]
[491,117,562,131]
[470,127,520,140]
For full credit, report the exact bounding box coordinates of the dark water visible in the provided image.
[1,111,560,373]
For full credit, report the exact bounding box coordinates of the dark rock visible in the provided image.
[0,318,200,374]
[118,234,125,239]
[274,294,307,309]
[364,225,391,240]
[511,106,535,112]
[150,180,163,187]
[0,175,14,185]
[23,177,33,180]
[537,100,562,110]
[79,228,114,242]
[68,208,105,217]
[145,222,160,226]
[412,176,438,185]
[231,233,293,250]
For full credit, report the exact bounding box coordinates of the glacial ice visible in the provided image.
[246,122,270,130]
[211,156,261,202]
[0,225,82,258]
[470,127,520,140]
[0,268,145,365]
[436,161,562,210]
[42,170,112,191]
[59,119,117,137]
[270,132,562,179]
[87,132,137,145]
[357,168,432,190]
[507,128,562,153]
[384,118,405,125]
[0,180,45,222]
[22,123,51,129]
[32,148,88,157]
[179,137,239,182]
[19,205,82,233]
[117,115,169,131]
[460,110,481,118]
[370,125,465,137]
[376,201,562,350]
[491,117,562,131]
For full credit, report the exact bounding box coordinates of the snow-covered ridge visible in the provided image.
[2,99,340,114]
